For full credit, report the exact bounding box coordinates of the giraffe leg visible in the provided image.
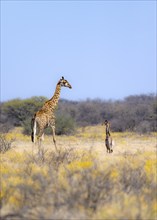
[105,139,109,153]
[41,133,44,141]
[37,128,44,149]
[51,126,58,151]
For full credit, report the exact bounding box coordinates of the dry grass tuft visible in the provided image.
[1,126,156,220]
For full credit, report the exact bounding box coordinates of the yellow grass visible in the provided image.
[0,126,157,219]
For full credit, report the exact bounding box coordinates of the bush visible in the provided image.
[1,148,156,220]
[56,114,76,135]
[1,96,47,129]
[136,121,152,134]
[0,134,14,153]
[22,118,32,135]
[1,94,156,134]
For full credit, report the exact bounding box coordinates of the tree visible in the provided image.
[0,94,156,134]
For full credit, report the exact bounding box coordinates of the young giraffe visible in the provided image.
[102,120,113,153]
[31,76,72,150]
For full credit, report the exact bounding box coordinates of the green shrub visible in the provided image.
[56,114,76,135]
[22,118,32,135]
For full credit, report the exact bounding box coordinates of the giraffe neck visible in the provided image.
[48,83,61,111]
[105,125,110,137]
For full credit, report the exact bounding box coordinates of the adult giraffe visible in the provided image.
[31,76,72,150]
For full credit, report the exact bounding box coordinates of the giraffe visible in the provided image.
[31,76,72,150]
[102,120,113,153]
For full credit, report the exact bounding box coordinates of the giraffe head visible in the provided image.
[104,120,108,126]
[102,120,110,127]
[58,76,72,89]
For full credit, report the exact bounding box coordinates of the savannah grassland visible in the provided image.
[0,126,157,220]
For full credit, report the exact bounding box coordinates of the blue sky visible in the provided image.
[1,1,156,101]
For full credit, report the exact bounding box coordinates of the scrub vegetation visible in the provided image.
[0,126,156,220]
[0,94,156,219]
[1,94,156,135]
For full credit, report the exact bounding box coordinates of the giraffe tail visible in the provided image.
[31,117,37,143]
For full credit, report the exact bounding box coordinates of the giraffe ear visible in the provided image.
[62,76,64,80]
